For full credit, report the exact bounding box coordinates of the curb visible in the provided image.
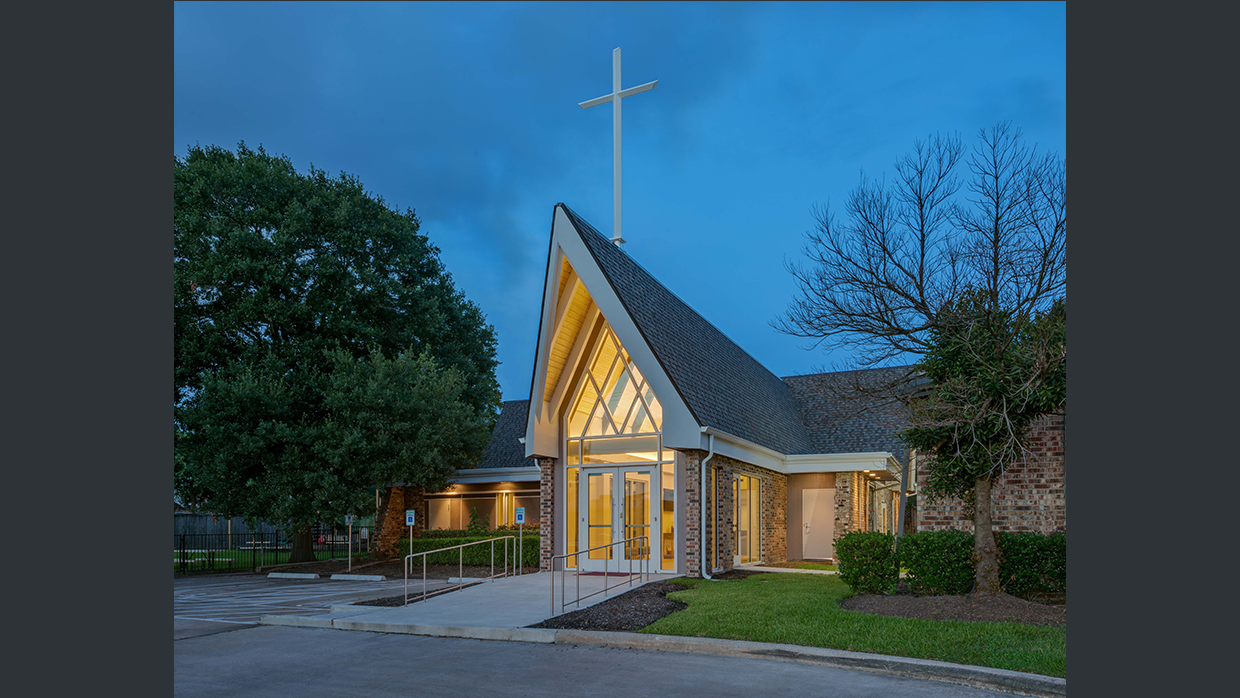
[554,631,1065,698]
[266,572,319,580]
[330,574,387,581]
[259,615,1064,697]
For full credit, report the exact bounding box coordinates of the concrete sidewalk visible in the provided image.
[264,570,676,631]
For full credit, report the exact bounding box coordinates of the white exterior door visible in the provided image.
[802,488,835,560]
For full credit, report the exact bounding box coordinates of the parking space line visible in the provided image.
[174,616,259,625]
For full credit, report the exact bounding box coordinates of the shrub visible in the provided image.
[901,529,1068,597]
[835,531,897,593]
[423,523,538,539]
[900,529,975,595]
[1043,532,1066,593]
[997,531,1066,596]
[422,528,471,539]
[995,531,1043,596]
[397,535,539,568]
[466,507,491,536]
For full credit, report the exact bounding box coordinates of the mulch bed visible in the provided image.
[529,581,687,631]
[529,569,761,631]
[840,591,1066,626]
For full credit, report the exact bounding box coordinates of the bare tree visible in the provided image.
[776,122,1066,594]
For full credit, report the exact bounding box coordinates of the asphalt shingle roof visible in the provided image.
[476,399,533,469]
[561,204,817,455]
[781,367,916,464]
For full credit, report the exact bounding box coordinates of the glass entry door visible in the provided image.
[578,467,654,572]
[733,474,760,565]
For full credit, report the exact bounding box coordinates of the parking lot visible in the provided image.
[173,573,440,639]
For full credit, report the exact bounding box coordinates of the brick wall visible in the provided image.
[376,485,426,558]
[730,458,788,567]
[833,472,856,539]
[916,412,1066,533]
[682,451,787,577]
[683,451,702,577]
[538,457,555,571]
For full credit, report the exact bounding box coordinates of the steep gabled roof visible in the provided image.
[782,367,916,463]
[559,204,816,455]
[476,399,532,469]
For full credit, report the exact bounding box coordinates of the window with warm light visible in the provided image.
[563,323,675,570]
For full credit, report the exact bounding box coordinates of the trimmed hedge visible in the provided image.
[835,531,898,593]
[898,529,1067,597]
[397,535,539,568]
[422,525,538,539]
[900,529,975,595]
[996,531,1066,596]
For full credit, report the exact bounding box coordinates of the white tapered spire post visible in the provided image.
[578,47,658,246]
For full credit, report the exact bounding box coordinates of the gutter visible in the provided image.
[699,430,715,580]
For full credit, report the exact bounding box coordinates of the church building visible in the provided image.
[376,203,1066,575]
[521,203,916,576]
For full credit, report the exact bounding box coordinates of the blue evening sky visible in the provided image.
[175,1,1066,401]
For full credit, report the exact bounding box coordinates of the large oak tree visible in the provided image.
[777,123,1066,594]
[174,143,501,562]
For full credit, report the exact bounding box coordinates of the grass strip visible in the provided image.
[642,573,1065,678]
[784,562,838,571]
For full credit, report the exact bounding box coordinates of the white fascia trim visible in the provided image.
[699,426,899,476]
[526,206,699,458]
[699,426,785,470]
[783,452,901,476]
[450,466,542,484]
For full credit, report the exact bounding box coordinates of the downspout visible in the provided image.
[699,431,715,580]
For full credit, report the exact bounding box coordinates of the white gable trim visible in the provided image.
[526,205,700,458]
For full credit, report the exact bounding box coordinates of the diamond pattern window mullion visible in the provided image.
[616,366,642,433]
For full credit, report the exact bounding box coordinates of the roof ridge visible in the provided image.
[558,203,815,454]
[559,204,795,393]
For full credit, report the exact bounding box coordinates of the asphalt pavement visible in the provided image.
[175,624,1031,698]
[174,573,443,639]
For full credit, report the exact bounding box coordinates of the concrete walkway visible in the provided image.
[264,570,677,632]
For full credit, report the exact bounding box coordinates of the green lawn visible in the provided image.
[643,573,1065,678]
[783,561,838,571]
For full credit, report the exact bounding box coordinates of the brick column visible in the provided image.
[717,458,735,574]
[834,472,854,540]
[683,451,702,577]
[761,468,788,564]
[538,457,556,571]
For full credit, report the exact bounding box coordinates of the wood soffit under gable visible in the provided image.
[542,255,597,404]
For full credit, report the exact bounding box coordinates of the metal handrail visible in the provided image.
[403,535,521,606]
[549,535,649,616]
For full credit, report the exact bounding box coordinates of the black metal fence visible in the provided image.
[174,530,365,574]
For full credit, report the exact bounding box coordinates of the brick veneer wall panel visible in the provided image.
[728,457,788,566]
[538,457,556,571]
[916,412,1066,533]
[683,453,788,577]
[683,451,703,577]
[833,472,856,539]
